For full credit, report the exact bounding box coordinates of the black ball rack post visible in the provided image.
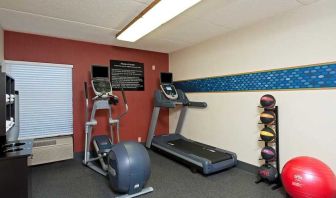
[255,106,282,190]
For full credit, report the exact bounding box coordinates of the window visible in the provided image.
[5,61,73,139]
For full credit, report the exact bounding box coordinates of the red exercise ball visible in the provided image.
[281,156,336,198]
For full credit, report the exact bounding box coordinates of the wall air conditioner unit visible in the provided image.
[28,135,73,166]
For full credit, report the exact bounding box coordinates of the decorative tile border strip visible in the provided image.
[174,63,336,92]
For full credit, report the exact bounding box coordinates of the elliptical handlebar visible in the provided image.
[84,82,88,99]
[118,85,128,120]
[84,82,89,122]
[121,86,127,104]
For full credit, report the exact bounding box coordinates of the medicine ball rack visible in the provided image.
[255,105,282,190]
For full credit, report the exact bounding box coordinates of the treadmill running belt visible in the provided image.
[167,139,232,164]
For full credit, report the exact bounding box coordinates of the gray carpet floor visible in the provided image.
[32,150,286,198]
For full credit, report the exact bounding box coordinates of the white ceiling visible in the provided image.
[0,0,319,53]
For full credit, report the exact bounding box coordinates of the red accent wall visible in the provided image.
[4,31,169,152]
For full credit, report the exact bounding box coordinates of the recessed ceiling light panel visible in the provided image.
[116,0,202,42]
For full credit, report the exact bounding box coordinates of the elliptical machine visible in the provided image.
[83,65,128,176]
[83,65,153,198]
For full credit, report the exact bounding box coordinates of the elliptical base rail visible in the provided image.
[86,161,108,176]
[115,187,154,198]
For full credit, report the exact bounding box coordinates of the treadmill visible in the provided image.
[146,72,237,175]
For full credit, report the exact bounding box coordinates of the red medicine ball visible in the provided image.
[261,146,276,161]
[260,94,276,109]
[281,156,336,198]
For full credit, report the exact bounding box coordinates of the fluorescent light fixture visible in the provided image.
[116,0,201,42]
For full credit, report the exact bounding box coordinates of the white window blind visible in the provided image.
[5,61,73,139]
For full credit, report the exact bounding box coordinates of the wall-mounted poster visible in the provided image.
[110,60,144,91]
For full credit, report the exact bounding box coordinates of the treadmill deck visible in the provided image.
[151,134,237,174]
[167,139,232,164]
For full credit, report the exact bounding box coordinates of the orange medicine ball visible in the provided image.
[260,111,276,124]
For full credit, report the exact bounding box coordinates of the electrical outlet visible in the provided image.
[152,65,156,70]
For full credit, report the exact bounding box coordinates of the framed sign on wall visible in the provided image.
[110,60,144,91]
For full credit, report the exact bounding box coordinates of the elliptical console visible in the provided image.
[91,65,113,98]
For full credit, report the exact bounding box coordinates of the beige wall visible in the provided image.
[169,0,336,172]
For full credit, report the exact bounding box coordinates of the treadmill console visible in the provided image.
[160,72,178,100]
[160,84,178,100]
[91,65,112,97]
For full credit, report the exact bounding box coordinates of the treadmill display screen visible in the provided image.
[92,65,109,78]
[160,72,173,84]
[166,87,172,91]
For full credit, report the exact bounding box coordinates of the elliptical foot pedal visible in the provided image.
[93,135,113,153]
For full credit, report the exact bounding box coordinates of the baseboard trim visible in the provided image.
[74,152,85,161]
[236,160,258,174]
[74,142,146,161]
[76,152,258,175]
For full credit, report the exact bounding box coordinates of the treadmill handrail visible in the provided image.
[187,101,207,108]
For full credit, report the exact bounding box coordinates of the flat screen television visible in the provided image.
[91,65,109,79]
[160,72,173,84]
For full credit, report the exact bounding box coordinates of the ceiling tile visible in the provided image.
[150,18,229,46]
[133,0,153,5]
[0,8,117,44]
[0,0,148,30]
[201,0,302,29]
[177,0,237,19]
[0,7,183,53]
[0,0,310,53]
[117,37,189,53]
[296,0,320,5]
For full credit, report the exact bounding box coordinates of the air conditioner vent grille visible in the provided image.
[28,136,73,166]
[33,140,57,147]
